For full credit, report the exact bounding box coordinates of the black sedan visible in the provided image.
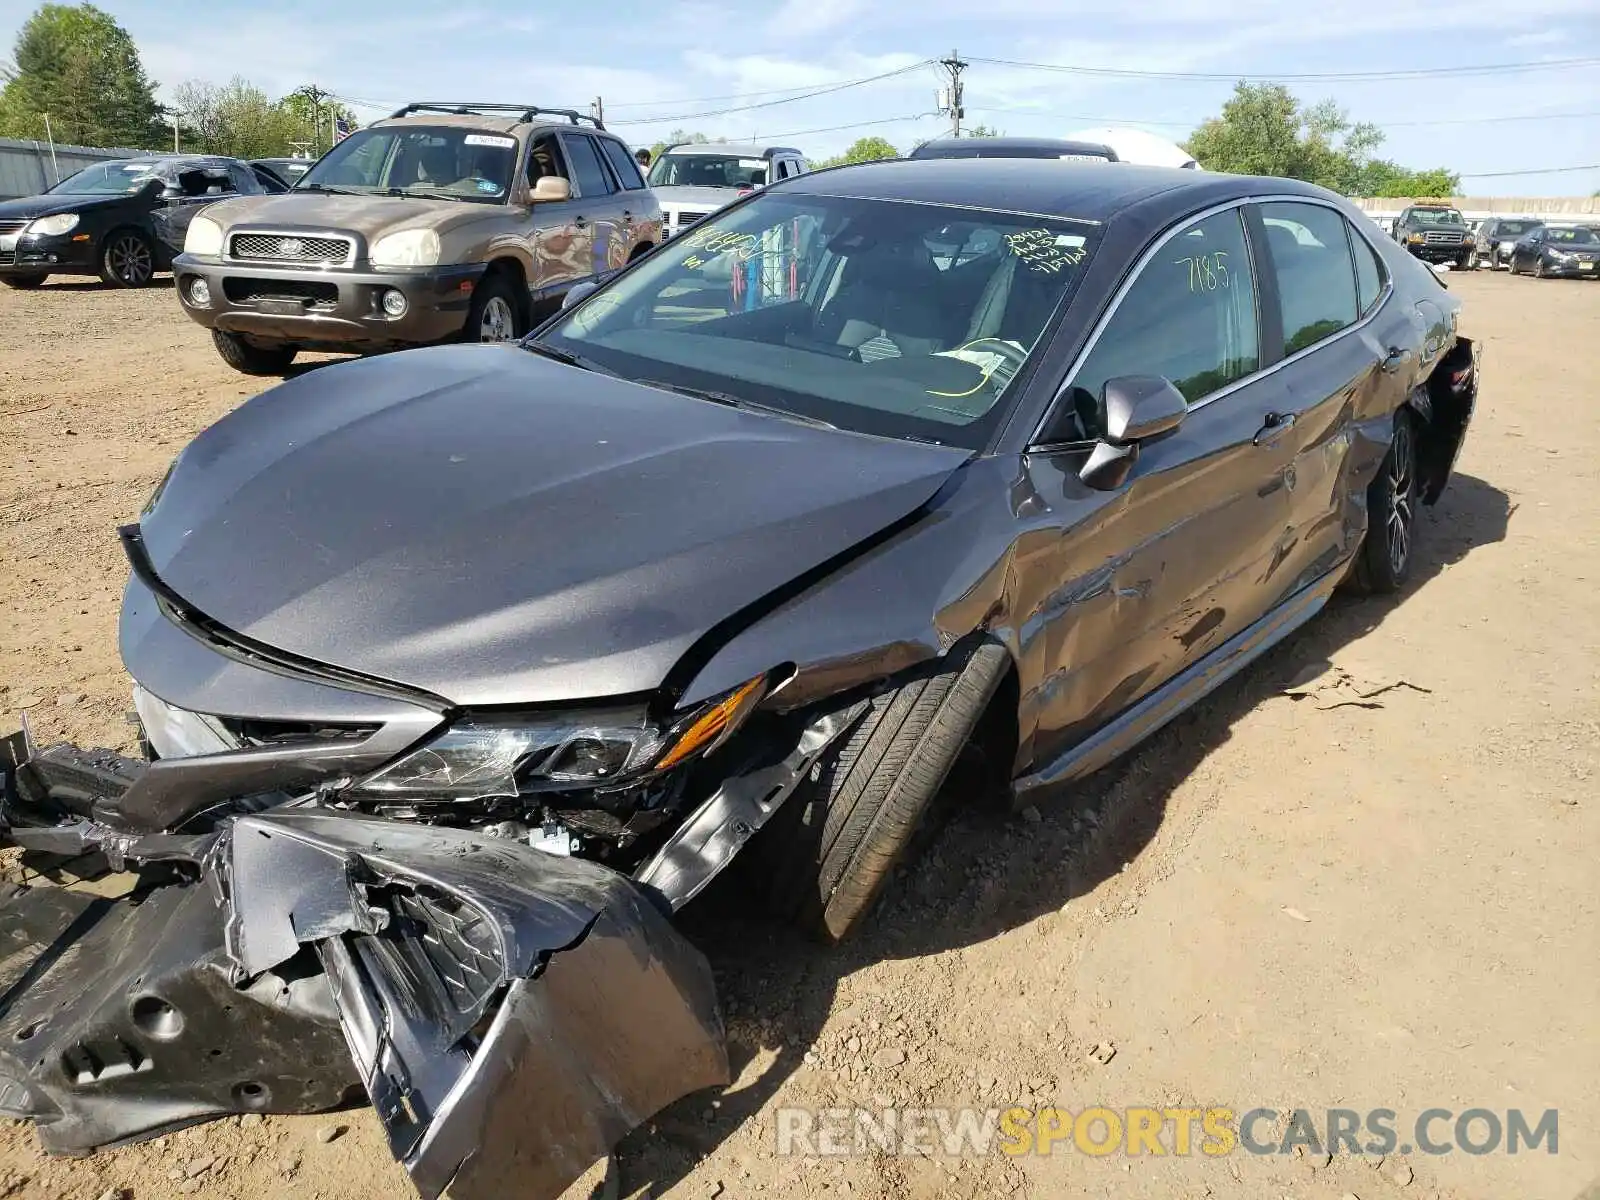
[1508,223,1600,278]
[1469,216,1542,269]
[0,154,287,288]
[0,160,1476,1200]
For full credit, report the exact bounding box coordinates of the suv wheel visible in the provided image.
[212,330,298,376]
[465,275,523,343]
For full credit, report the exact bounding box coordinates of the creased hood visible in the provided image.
[136,346,968,707]
[202,192,479,239]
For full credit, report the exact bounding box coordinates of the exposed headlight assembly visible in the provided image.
[370,228,440,268]
[27,212,79,236]
[184,215,224,256]
[356,674,772,801]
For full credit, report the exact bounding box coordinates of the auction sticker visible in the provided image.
[464,134,516,149]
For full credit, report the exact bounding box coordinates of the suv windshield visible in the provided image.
[1494,221,1537,236]
[1411,208,1466,225]
[1546,227,1598,244]
[541,192,1099,449]
[48,159,162,194]
[648,154,768,188]
[298,125,518,202]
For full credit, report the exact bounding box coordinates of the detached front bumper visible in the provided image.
[1539,257,1600,278]
[172,254,484,351]
[0,736,729,1200]
[1404,241,1470,263]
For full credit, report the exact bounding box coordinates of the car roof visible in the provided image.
[912,136,1115,158]
[776,157,1333,224]
[662,142,799,157]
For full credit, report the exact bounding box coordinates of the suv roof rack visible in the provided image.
[388,103,604,130]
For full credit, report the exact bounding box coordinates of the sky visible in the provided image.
[2,0,1597,194]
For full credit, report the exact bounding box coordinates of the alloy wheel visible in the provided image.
[107,235,152,286]
[478,296,515,342]
[1386,419,1415,577]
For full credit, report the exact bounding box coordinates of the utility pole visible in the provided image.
[172,113,179,153]
[590,96,604,127]
[938,49,967,138]
[294,85,332,154]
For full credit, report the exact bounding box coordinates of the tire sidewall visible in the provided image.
[464,274,524,343]
[1358,408,1419,593]
[99,229,155,288]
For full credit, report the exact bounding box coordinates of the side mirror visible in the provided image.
[531,176,570,203]
[138,177,165,200]
[561,279,601,310]
[1078,375,1187,492]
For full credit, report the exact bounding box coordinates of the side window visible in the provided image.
[1261,202,1359,354]
[599,138,647,190]
[561,134,614,198]
[526,134,570,186]
[228,164,262,195]
[1347,221,1385,316]
[1066,207,1259,421]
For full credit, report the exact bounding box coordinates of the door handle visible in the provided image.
[1253,412,1297,447]
[574,215,588,228]
[621,210,632,220]
[1381,346,1407,374]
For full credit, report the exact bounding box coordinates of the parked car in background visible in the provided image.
[1470,216,1543,269]
[1392,202,1473,267]
[172,102,662,374]
[250,157,314,188]
[1508,224,1600,278]
[2,160,1478,1200]
[909,135,1118,162]
[0,154,288,289]
[646,142,805,238]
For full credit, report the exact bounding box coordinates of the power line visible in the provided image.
[1382,109,1600,128]
[605,75,926,111]
[607,60,934,127]
[964,106,1600,131]
[758,113,938,141]
[966,54,1600,82]
[1458,163,1600,178]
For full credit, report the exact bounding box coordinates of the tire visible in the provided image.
[212,329,297,376]
[463,273,523,343]
[754,641,1010,942]
[1352,408,1418,594]
[1465,250,1479,270]
[2,273,47,289]
[1533,258,1546,279]
[98,229,155,287]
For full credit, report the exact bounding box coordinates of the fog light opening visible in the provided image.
[187,278,210,306]
[381,288,408,317]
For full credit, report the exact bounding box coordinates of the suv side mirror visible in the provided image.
[531,176,570,203]
[1079,375,1188,491]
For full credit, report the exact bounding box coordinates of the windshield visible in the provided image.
[648,153,768,188]
[1495,221,1536,236]
[1546,227,1598,244]
[541,192,1099,449]
[1412,208,1466,226]
[298,125,517,202]
[47,159,161,194]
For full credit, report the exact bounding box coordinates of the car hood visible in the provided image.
[651,185,745,210]
[199,192,488,239]
[0,192,134,221]
[136,346,969,707]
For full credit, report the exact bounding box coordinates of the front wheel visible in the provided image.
[1465,250,1480,270]
[751,641,1010,942]
[2,273,47,289]
[1352,408,1418,594]
[1533,258,1546,279]
[212,330,297,376]
[463,274,523,343]
[98,230,155,287]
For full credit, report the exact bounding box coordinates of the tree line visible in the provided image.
[0,2,354,157]
[1,4,1462,196]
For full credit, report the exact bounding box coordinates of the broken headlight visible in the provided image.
[354,674,771,801]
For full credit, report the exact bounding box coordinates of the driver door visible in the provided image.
[1015,205,1295,768]
[524,134,589,313]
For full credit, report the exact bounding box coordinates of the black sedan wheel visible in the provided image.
[751,641,1009,942]
[98,230,155,288]
[1533,258,1547,279]
[1352,409,1418,594]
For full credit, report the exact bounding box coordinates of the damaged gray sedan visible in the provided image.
[1,159,1477,1197]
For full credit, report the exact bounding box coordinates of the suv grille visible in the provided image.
[229,232,352,265]
[1423,230,1465,246]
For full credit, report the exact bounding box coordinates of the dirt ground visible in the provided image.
[0,270,1595,1200]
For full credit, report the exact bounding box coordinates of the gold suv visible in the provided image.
[172,103,662,374]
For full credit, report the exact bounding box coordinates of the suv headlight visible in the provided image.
[27,212,79,236]
[370,228,440,268]
[184,216,223,256]
[354,675,771,801]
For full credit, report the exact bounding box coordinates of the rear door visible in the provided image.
[560,132,626,275]
[596,135,658,256]
[1017,203,1302,766]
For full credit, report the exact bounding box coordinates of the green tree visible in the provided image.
[815,135,900,168]
[172,77,299,158]
[0,3,164,147]
[278,87,357,155]
[963,122,1002,137]
[1186,82,1457,196]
